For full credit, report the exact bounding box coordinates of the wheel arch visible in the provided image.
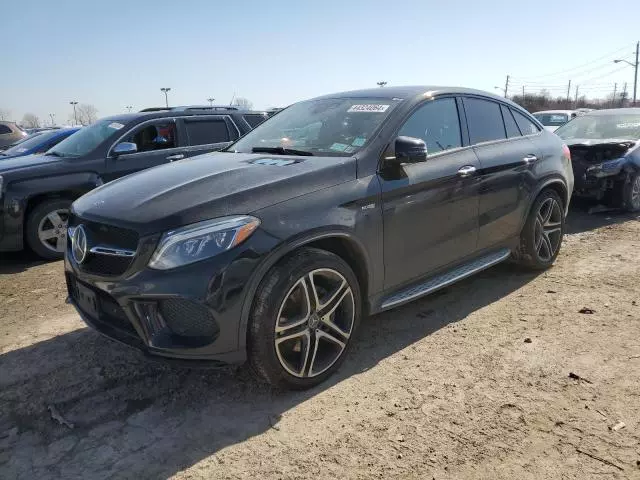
[237,228,372,351]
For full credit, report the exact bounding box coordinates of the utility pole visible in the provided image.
[634,41,639,106]
[207,97,215,106]
[376,81,387,88]
[503,75,510,98]
[574,85,579,106]
[566,80,571,105]
[522,85,525,99]
[612,83,617,107]
[49,113,55,126]
[622,82,628,107]
[160,87,171,108]
[69,101,78,126]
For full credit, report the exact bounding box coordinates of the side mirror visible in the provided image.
[112,142,137,156]
[390,136,428,165]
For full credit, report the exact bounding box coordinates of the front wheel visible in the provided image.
[515,189,565,270]
[25,199,72,260]
[621,172,640,212]
[248,248,361,389]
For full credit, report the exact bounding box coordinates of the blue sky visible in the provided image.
[2,0,639,124]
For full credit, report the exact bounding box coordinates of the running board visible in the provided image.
[380,248,511,310]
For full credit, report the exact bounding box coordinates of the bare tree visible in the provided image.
[0,108,10,121]
[232,97,253,110]
[75,104,98,126]
[22,113,41,129]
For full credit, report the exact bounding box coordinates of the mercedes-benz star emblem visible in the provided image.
[72,225,88,264]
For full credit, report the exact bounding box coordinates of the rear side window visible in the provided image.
[0,125,12,134]
[243,114,268,128]
[185,119,230,146]
[512,110,540,135]
[464,98,507,144]
[501,105,521,138]
[398,98,462,154]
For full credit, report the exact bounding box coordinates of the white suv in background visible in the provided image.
[533,110,577,132]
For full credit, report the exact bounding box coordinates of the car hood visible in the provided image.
[0,153,61,173]
[562,137,638,147]
[72,152,357,235]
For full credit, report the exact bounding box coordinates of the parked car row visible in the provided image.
[0,105,271,258]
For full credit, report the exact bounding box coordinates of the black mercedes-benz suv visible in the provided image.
[65,87,574,389]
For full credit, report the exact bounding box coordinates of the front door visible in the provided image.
[103,118,185,182]
[379,97,481,290]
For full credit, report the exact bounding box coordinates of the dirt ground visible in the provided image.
[1,204,640,480]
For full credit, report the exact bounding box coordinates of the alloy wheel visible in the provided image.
[37,208,69,254]
[534,197,562,262]
[631,176,640,209]
[274,268,355,378]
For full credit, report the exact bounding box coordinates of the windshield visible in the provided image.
[1,130,62,156]
[534,113,569,127]
[555,114,640,141]
[48,119,127,157]
[229,97,401,156]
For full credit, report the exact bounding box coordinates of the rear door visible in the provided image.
[182,116,238,158]
[103,118,185,182]
[462,97,540,250]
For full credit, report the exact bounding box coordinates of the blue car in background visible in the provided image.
[0,127,80,159]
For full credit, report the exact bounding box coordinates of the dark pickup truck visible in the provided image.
[0,106,270,259]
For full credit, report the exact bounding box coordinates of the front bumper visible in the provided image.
[65,229,279,365]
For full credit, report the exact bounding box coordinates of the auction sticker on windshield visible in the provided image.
[347,104,390,113]
[108,122,125,130]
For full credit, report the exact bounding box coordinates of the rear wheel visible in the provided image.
[621,172,640,212]
[248,248,361,389]
[515,189,565,270]
[25,199,72,260]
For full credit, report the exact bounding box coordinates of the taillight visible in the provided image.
[562,144,571,162]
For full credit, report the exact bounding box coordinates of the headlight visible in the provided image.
[148,215,260,270]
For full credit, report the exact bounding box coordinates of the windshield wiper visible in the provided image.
[46,151,66,157]
[251,146,314,156]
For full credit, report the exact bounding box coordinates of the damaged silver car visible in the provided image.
[555,108,640,211]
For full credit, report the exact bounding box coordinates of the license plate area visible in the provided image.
[75,281,99,318]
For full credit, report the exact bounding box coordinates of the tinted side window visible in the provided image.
[397,98,462,154]
[501,105,521,138]
[243,114,268,128]
[464,98,506,144]
[125,121,177,152]
[512,109,540,135]
[185,119,230,146]
[0,125,12,134]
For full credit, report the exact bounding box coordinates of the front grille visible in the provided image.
[70,216,139,276]
[159,298,219,338]
[81,254,133,276]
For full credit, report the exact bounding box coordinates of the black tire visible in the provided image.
[248,247,362,390]
[25,198,72,260]
[515,189,565,270]
[621,172,640,212]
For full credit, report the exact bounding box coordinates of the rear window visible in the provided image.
[243,114,268,128]
[533,113,569,127]
[513,110,540,135]
[184,119,231,146]
[464,98,506,144]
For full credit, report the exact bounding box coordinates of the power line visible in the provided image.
[512,43,635,80]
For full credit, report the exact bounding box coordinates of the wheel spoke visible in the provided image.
[275,279,311,333]
[38,229,57,241]
[55,235,66,252]
[47,211,64,228]
[540,232,554,259]
[275,328,311,377]
[317,329,346,349]
[318,280,348,316]
[540,199,553,224]
[304,273,321,310]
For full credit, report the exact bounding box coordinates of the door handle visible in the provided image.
[523,154,538,165]
[457,165,477,177]
[166,154,185,161]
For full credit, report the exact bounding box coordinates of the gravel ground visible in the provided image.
[1,205,640,480]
